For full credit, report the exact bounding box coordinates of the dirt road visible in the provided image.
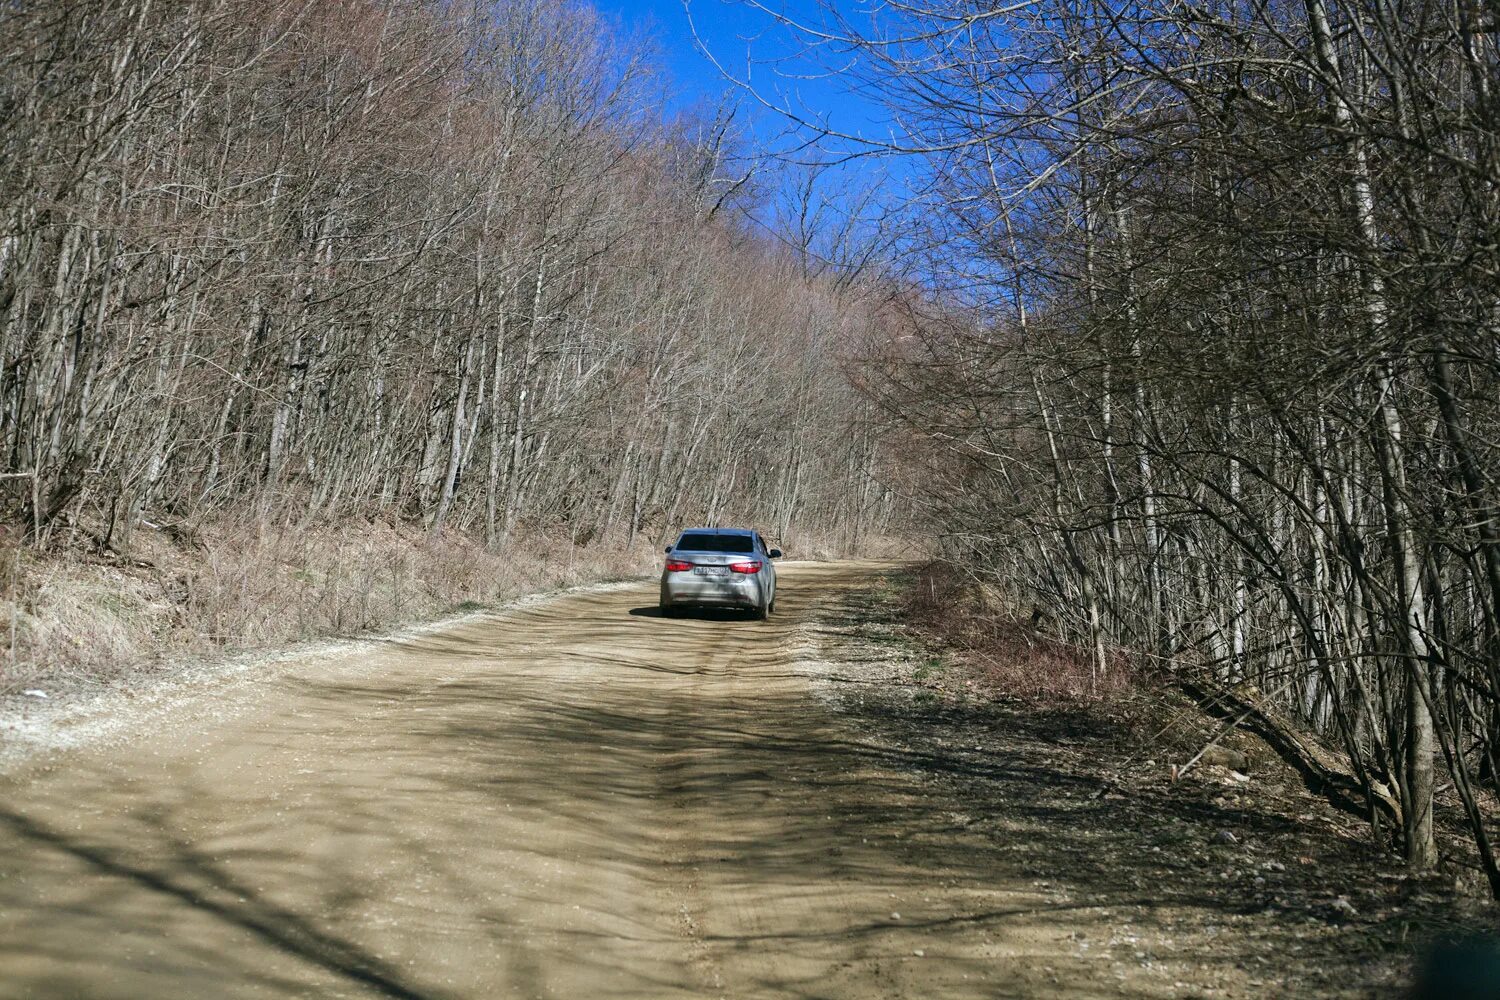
[0,562,1185,999]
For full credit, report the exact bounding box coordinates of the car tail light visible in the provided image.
[665,559,693,572]
[729,560,762,574]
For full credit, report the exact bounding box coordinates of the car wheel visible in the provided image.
[659,602,676,617]
[756,599,770,621]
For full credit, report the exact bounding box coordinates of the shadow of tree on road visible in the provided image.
[0,805,444,999]
[0,568,1432,998]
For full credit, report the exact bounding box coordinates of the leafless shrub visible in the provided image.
[900,562,1135,701]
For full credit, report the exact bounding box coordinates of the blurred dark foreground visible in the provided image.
[1411,936,1500,999]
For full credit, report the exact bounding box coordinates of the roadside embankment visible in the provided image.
[0,518,654,704]
[816,565,1498,995]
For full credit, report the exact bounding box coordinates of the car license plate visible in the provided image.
[693,566,728,577]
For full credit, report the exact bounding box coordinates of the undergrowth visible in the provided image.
[896,560,1137,701]
[0,518,655,694]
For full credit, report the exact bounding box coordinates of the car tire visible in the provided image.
[756,599,770,621]
[659,602,676,618]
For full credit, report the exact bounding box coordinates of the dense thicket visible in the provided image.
[0,0,889,556]
[766,0,1500,890]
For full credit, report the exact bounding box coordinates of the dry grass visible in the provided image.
[778,531,918,563]
[1,559,183,690]
[897,561,1136,701]
[185,519,649,647]
[0,518,655,695]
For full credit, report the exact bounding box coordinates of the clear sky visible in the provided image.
[593,0,926,284]
[596,0,896,154]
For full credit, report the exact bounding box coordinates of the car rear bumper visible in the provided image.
[660,573,764,608]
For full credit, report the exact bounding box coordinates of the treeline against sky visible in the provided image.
[0,0,890,555]
[799,0,1500,889]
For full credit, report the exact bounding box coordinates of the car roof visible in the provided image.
[678,527,755,536]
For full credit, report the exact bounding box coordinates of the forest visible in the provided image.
[4,0,1499,913]
[0,0,890,555]
[766,0,1500,897]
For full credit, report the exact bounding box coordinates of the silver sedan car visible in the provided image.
[659,528,781,619]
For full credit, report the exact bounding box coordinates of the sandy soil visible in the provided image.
[0,561,1430,998]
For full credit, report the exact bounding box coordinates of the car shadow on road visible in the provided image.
[627,605,761,621]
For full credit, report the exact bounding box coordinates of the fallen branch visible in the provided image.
[1178,674,1401,828]
[1173,699,1262,780]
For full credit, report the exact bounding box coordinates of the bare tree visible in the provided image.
[0,1,899,583]
[736,0,1500,890]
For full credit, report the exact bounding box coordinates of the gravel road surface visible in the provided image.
[0,562,1166,999]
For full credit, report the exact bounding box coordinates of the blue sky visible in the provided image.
[598,0,896,153]
[594,0,925,281]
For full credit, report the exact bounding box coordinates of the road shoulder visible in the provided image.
[0,577,644,773]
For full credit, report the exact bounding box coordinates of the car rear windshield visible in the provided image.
[675,532,754,553]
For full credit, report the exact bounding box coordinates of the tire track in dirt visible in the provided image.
[652,615,737,997]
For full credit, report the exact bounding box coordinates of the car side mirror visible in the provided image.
[769,549,782,559]
[664,545,673,553]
